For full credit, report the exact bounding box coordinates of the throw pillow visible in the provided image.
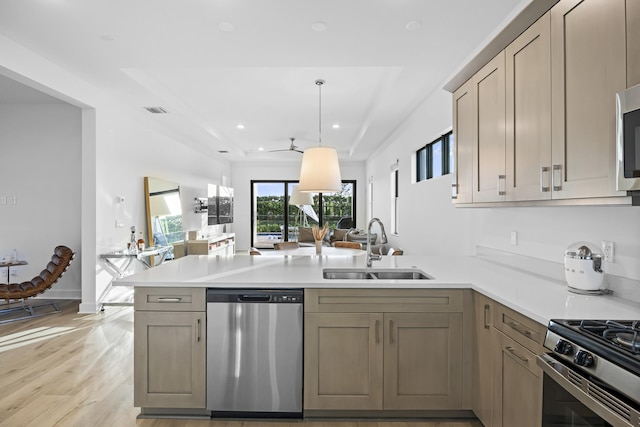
[298,227,314,243]
[331,228,350,242]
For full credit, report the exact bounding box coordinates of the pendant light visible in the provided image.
[298,79,342,193]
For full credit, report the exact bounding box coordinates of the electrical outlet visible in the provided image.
[510,231,518,246]
[0,197,6,205]
[115,220,124,228]
[602,241,615,263]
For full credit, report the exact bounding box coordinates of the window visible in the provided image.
[251,180,356,249]
[416,131,453,182]
[390,163,399,235]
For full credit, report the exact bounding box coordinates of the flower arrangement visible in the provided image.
[312,222,329,241]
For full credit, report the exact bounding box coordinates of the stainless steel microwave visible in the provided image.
[616,83,640,191]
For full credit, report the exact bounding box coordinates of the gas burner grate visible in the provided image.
[577,320,640,355]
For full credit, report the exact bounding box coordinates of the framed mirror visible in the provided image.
[144,177,184,248]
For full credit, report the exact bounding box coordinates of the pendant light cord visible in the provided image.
[316,79,325,146]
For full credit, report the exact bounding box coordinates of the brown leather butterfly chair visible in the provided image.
[0,245,74,323]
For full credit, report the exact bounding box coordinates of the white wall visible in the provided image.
[367,88,640,282]
[231,160,366,249]
[93,105,231,305]
[0,104,82,297]
[366,89,474,256]
[0,33,231,312]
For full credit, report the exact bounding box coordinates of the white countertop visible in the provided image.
[116,254,640,325]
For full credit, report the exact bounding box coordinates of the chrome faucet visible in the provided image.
[366,218,388,267]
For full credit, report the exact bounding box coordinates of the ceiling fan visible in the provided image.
[270,137,303,154]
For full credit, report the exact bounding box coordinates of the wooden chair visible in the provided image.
[273,242,300,250]
[387,247,404,256]
[334,241,362,250]
[0,245,74,323]
[249,247,262,255]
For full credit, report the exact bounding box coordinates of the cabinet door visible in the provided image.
[473,51,507,202]
[505,12,552,201]
[472,293,493,426]
[551,0,627,199]
[134,311,206,408]
[492,330,542,427]
[383,312,463,410]
[453,78,475,204]
[628,0,640,87]
[304,312,383,410]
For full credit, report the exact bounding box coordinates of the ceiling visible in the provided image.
[0,0,525,162]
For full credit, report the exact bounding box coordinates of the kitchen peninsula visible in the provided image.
[120,254,640,421]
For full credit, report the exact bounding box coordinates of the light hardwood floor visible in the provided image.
[0,301,482,427]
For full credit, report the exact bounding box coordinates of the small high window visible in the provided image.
[416,131,453,182]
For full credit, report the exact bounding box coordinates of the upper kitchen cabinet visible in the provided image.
[472,52,507,203]
[448,0,635,206]
[628,0,640,87]
[550,0,627,199]
[452,79,475,204]
[505,13,552,202]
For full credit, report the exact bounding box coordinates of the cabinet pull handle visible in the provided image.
[552,164,562,191]
[507,321,533,338]
[540,166,550,192]
[483,304,490,329]
[157,297,182,302]
[497,175,506,196]
[505,346,529,363]
[375,320,380,344]
[195,318,201,342]
[451,183,458,200]
[389,320,395,344]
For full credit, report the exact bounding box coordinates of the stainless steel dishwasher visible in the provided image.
[206,288,303,417]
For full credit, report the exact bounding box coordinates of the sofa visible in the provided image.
[297,227,331,247]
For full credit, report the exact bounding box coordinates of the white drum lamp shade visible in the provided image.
[298,146,342,193]
[289,185,313,205]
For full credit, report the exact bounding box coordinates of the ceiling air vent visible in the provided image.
[144,106,168,114]
[218,150,229,154]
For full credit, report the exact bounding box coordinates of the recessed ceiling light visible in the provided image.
[236,124,245,130]
[258,147,264,151]
[332,123,340,129]
[219,22,235,32]
[406,20,422,31]
[311,21,327,32]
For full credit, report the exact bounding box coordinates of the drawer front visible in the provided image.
[494,329,540,378]
[135,287,206,312]
[494,303,545,353]
[305,288,463,313]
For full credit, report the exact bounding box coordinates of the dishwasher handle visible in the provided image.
[238,294,271,302]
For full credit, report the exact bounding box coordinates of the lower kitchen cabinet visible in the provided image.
[472,292,493,427]
[492,329,542,427]
[304,288,467,412]
[134,287,206,410]
[304,312,383,410]
[384,312,463,410]
[484,298,546,427]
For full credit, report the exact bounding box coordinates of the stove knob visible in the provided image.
[554,340,573,355]
[574,350,594,367]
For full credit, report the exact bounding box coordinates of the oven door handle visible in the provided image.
[536,354,638,427]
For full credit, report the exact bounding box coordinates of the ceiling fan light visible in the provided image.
[298,146,342,193]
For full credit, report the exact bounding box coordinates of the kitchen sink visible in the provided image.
[322,268,432,280]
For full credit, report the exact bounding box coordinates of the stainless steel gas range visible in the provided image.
[537,320,640,427]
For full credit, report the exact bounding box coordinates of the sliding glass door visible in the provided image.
[251,180,356,249]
